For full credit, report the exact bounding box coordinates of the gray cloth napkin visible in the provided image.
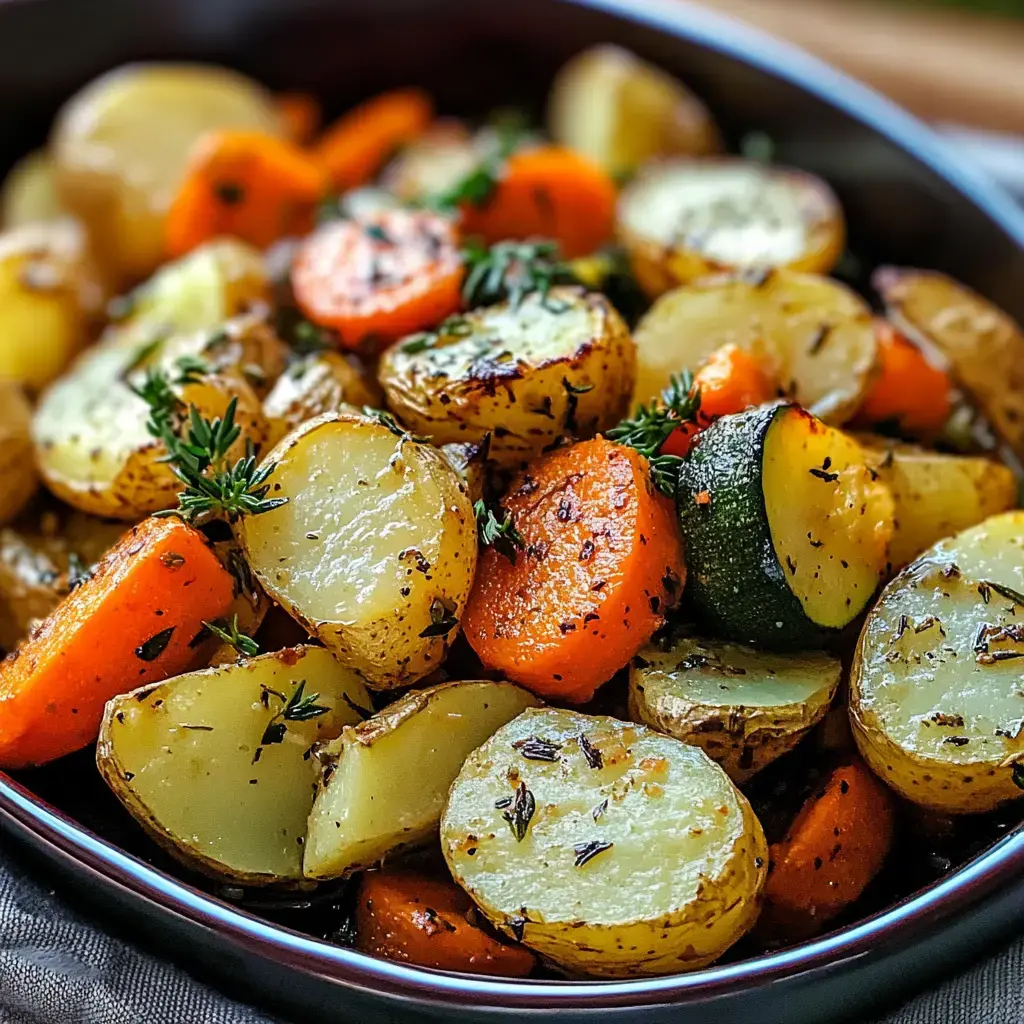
[0,839,1018,1024]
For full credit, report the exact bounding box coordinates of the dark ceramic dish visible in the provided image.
[2,0,1024,1021]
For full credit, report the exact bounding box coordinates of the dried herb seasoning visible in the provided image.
[501,781,536,842]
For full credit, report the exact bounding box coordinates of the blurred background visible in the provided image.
[703,0,1024,200]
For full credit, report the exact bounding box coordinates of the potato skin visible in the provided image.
[240,412,478,689]
[442,707,767,978]
[378,288,635,467]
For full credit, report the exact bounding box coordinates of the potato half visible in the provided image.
[630,636,840,782]
[618,159,843,299]
[547,45,719,179]
[303,680,539,880]
[97,646,371,885]
[0,221,105,390]
[0,150,65,228]
[0,384,38,528]
[859,437,1017,569]
[875,267,1024,459]
[632,269,877,421]
[240,412,478,689]
[851,512,1024,814]
[442,707,767,978]
[379,288,635,466]
[51,63,281,284]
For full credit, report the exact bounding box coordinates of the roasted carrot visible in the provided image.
[166,130,326,257]
[462,438,686,703]
[355,867,536,977]
[661,344,776,457]
[854,318,952,435]
[459,145,616,258]
[275,91,322,145]
[761,759,895,938]
[0,517,234,768]
[313,88,433,191]
[291,209,463,349]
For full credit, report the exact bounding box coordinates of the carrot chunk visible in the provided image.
[661,343,776,458]
[313,88,433,191]
[355,867,535,977]
[761,759,895,938]
[0,517,234,768]
[275,92,322,145]
[291,209,463,349]
[460,145,616,258]
[166,130,326,257]
[463,438,685,703]
[854,318,952,434]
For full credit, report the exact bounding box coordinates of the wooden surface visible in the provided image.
[697,0,1024,133]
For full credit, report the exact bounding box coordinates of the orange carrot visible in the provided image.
[661,344,776,458]
[762,759,895,938]
[459,145,616,258]
[0,517,234,768]
[854,318,952,434]
[355,867,536,977]
[313,88,433,191]
[291,209,463,349]
[166,130,326,257]
[463,438,686,703]
[275,92,322,145]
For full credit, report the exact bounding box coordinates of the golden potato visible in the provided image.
[0,384,38,527]
[0,151,65,227]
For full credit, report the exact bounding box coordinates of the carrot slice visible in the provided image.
[463,438,685,703]
[854,318,952,434]
[291,209,463,349]
[761,759,894,938]
[661,343,777,457]
[313,88,433,191]
[166,130,326,257]
[355,867,536,977]
[0,517,234,768]
[275,92,322,145]
[460,145,616,258]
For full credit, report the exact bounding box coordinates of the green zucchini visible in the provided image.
[629,634,841,782]
[677,402,894,648]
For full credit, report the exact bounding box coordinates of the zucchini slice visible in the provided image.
[678,403,894,648]
[629,635,840,782]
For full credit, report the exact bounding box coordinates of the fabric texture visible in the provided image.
[0,841,1017,1024]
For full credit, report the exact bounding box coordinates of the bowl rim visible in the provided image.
[3,0,1024,1011]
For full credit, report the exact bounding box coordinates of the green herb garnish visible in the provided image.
[474,499,524,564]
[419,596,459,639]
[426,122,526,212]
[362,406,429,443]
[135,627,175,662]
[201,614,260,657]
[260,679,330,746]
[461,240,578,311]
[501,781,536,843]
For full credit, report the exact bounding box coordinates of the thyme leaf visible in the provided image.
[474,499,524,564]
[135,627,175,662]
[573,839,613,867]
[201,614,261,657]
[461,240,579,311]
[984,580,1024,608]
[501,781,536,843]
[260,680,330,745]
[419,596,459,639]
[362,406,430,444]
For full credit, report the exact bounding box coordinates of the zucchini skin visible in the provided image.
[677,402,828,649]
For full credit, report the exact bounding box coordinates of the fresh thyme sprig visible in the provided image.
[461,240,579,311]
[201,614,260,657]
[259,680,330,745]
[474,499,525,564]
[427,122,526,213]
[606,370,701,497]
[362,406,429,444]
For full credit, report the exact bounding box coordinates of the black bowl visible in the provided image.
[2,1,1024,1022]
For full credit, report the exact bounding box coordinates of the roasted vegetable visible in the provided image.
[97,646,370,885]
[303,681,538,879]
[442,707,768,978]
[0,151,65,227]
[677,404,894,649]
[850,511,1024,814]
[629,635,840,782]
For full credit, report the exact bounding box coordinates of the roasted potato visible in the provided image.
[859,437,1018,569]
[547,45,719,178]
[0,151,65,227]
[378,288,635,466]
[851,512,1024,814]
[303,681,539,880]
[381,120,479,202]
[97,646,371,885]
[629,636,840,782]
[0,384,38,528]
[51,64,281,284]
[632,269,877,421]
[33,339,267,519]
[875,267,1024,459]
[439,441,489,505]
[618,159,844,299]
[240,411,478,689]
[263,351,382,447]
[0,221,105,390]
[442,707,768,978]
